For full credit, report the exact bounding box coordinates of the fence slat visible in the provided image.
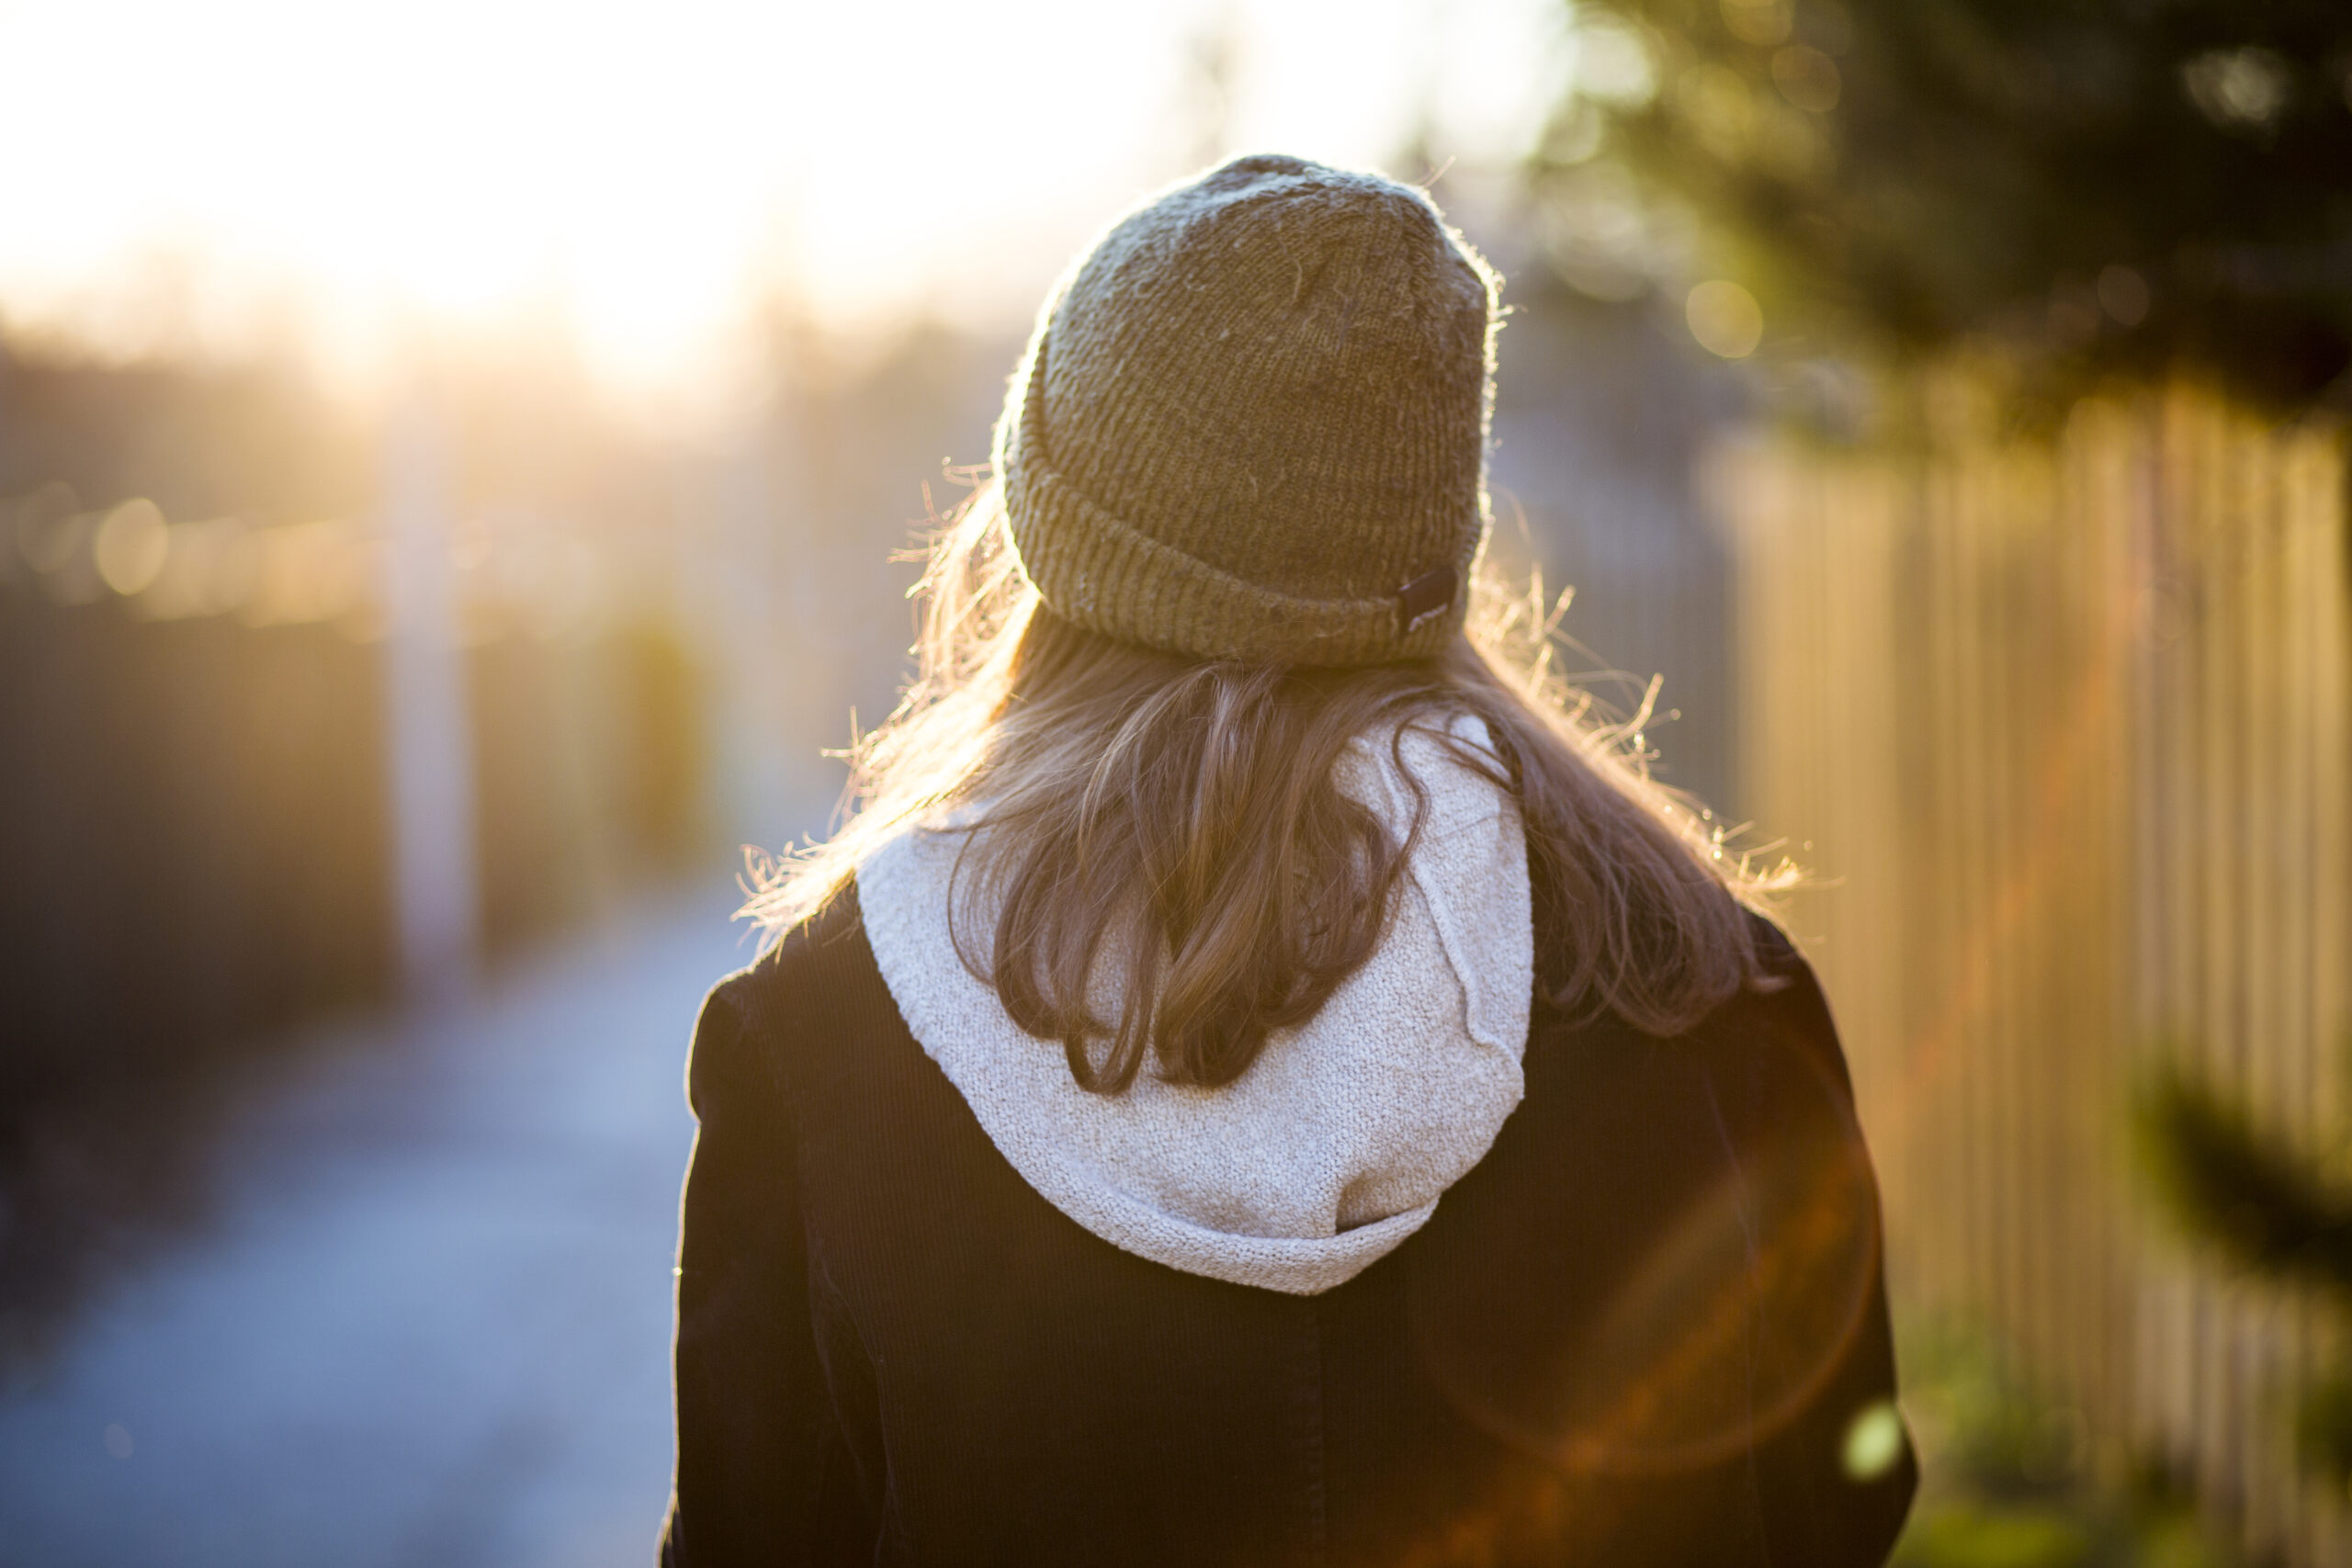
[1722,386,2351,1564]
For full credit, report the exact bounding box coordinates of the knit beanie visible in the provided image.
[993,153,1500,667]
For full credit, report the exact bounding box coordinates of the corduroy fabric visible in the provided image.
[657,893,1919,1567]
[994,153,1498,666]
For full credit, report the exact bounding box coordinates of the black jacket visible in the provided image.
[659,884,1916,1566]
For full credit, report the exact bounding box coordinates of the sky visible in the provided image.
[0,0,1573,426]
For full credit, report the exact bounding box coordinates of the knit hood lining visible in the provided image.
[854,713,1533,1296]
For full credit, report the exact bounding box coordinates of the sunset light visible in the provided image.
[11,4,2347,1562]
[0,0,1566,421]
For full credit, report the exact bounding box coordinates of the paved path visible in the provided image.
[0,897,748,1568]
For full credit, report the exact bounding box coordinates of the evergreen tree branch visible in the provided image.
[2134,1061,2352,1301]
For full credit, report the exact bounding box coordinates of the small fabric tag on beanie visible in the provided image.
[1397,566,1458,634]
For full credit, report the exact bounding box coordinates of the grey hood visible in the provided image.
[855,715,1532,1296]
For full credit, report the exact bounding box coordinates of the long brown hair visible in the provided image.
[744,480,1793,1092]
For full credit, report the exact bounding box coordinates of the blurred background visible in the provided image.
[1,2,2346,1564]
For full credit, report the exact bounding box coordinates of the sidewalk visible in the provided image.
[0,894,748,1568]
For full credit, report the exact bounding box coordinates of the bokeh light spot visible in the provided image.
[1678,64,1756,158]
[2181,47,2290,130]
[12,482,85,575]
[1771,45,1840,114]
[1840,1399,1904,1481]
[94,498,169,595]
[1576,18,1657,107]
[1686,279,1764,358]
[2097,265,2151,327]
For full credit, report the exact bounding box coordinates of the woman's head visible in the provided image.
[747,487,1792,1091]
[997,152,1498,666]
[744,155,1792,1089]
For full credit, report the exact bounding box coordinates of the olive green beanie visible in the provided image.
[993,153,1500,667]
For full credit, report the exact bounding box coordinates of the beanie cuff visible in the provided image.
[1000,335,1477,668]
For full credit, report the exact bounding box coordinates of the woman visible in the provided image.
[661,154,1915,1566]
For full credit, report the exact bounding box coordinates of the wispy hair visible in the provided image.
[743,479,1795,1091]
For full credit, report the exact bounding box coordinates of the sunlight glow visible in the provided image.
[0,0,1566,423]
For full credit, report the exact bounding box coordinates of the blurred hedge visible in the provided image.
[0,583,708,1355]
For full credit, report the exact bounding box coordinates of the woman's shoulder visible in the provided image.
[1724,908,1857,1092]
[689,886,885,1095]
[1523,901,1855,1102]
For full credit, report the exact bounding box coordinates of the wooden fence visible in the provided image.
[1714,385,2351,1563]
